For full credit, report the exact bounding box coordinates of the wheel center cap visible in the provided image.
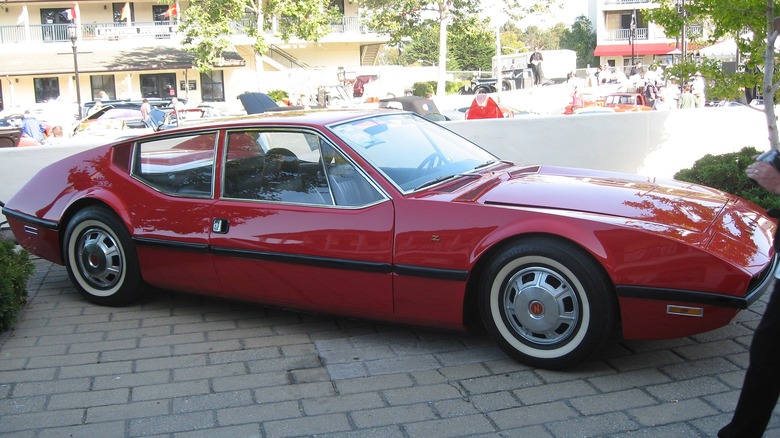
[528,300,545,318]
[88,252,100,268]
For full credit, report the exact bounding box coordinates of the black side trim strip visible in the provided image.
[1,207,59,230]
[211,246,393,274]
[395,264,469,281]
[134,237,468,281]
[133,236,210,253]
[616,285,749,309]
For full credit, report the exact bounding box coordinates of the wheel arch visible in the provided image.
[462,232,619,332]
[59,197,130,253]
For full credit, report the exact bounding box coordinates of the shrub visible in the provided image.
[0,241,35,332]
[674,146,780,211]
[412,82,435,97]
[266,89,288,103]
[447,81,470,94]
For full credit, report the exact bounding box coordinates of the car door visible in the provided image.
[128,131,221,294]
[210,128,395,319]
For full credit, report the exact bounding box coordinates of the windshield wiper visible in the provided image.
[473,160,498,171]
[413,174,463,191]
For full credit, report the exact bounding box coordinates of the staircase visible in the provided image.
[266,45,311,70]
[360,44,381,66]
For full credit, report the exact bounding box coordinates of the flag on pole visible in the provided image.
[16,5,29,25]
[65,7,78,21]
[120,2,130,23]
[163,3,178,18]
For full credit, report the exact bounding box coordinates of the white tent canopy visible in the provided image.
[699,34,780,61]
[699,39,738,60]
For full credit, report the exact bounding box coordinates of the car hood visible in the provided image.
[471,165,751,236]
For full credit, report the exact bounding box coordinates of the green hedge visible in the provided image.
[0,241,34,332]
[674,146,780,211]
[411,81,471,96]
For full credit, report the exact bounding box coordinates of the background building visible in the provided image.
[0,0,389,113]
[593,0,702,69]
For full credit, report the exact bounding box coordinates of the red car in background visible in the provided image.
[353,75,378,98]
[3,110,776,369]
[465,95,516,119]
[602,92,653,112]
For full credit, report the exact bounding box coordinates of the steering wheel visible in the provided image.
[410,152,447,181]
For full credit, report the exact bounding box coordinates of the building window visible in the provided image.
[113,2,134,23]
[330,0,345,14]
[33,78,60,103]
[140,73,177,99]
[200,70,225,102]
[90,76,116,101]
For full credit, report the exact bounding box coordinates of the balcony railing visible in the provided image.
[605,28,648,41]
[603,0,652,4]
[0,16,370,45]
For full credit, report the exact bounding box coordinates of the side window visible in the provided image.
[223,130,333,205]
[320,142,384,207]
[133,133,217,197]
[223,130,383,207]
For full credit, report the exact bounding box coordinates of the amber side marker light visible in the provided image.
[666,305,704,317]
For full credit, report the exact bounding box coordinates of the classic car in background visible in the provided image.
[2,110,776,369]
[602,92,653,112]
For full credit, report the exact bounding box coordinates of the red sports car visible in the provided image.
[2,110,776,369]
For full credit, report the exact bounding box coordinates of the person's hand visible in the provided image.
[747,161,780,195]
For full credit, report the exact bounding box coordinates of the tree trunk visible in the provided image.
[765,0,779,151]
[437,15,448,97]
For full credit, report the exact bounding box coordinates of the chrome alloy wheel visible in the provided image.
[502,266,580,346]
[76,226,124,290]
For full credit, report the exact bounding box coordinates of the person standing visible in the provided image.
[692,72,706,108]
[140,98,152,127]
[678,85,696,109]
[170,97,185,124]
[528,47,544,86]
[718,158,780,438]
[21,110,46,144]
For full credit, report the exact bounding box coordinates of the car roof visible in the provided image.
[162,109,399,131]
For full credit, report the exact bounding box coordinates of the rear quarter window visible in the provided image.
[133,132,217,197]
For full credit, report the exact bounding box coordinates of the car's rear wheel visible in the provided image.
[63,206,142,306]
[479,238,616,369]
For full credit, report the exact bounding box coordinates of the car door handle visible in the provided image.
[212,218,229,234]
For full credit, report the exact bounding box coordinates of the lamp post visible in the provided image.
[630,9,637,67]
[67,24,82,118]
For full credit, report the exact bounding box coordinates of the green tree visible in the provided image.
[360,0,559,95]
[646,0,780,150]
[177,0,338,72]
[399,18,495,72]
[450,19,496,71]
[517,24,564,51]
[560,16,597,69]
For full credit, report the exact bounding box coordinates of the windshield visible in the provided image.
[329,113,498,192]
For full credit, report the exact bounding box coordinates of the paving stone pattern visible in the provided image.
[1,259,779,437]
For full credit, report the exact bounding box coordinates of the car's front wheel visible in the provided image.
[63,206,142,306]
[479,238,616,369]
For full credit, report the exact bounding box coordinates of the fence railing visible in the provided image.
[1,16,369,45]
[603,0,652,4]
[605,28,649,41]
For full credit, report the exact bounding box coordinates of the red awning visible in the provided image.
[594,43,680,57]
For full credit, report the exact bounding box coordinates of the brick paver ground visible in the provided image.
[1,258,779,437]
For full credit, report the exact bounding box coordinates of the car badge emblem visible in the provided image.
[529,300,545,317]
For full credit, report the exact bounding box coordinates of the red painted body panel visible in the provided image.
[618,297,737,339]
[2,110,776,345]
[209,199,396,319]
